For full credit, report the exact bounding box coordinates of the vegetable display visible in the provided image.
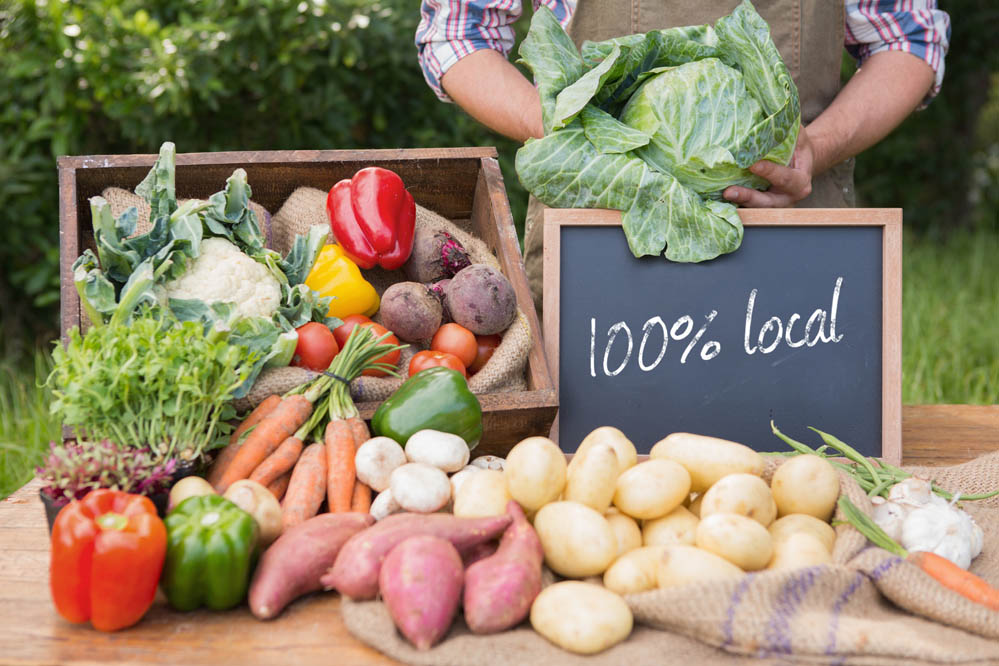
[514,1,799,261]
[326,166,416,270]
[50,489,167,632]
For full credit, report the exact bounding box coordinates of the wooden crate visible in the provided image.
[57,147,558,457]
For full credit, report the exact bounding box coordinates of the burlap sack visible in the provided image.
[243,186,531,407]
[342,453,999,666]
[102,187,272,244]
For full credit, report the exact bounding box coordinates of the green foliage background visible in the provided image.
[0,0,996,337]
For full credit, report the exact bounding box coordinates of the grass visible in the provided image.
[902,227,999,404]
[0,228,995,498]
[0,350,60,499]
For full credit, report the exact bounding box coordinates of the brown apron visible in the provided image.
[523,0,856,315]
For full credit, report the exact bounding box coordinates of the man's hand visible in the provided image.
[722,126,815,207]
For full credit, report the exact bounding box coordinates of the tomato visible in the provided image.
[408,350,467,378]
[333,314,374,348]
[430,323,477,368]
[359,322,402,377]
[467,334,502,374]
[292,322,340,371]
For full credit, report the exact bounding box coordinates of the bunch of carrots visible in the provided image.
[207,326,405,530]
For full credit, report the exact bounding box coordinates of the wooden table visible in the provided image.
[2,405,996,666]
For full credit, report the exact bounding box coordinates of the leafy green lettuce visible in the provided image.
[515,1,800,261]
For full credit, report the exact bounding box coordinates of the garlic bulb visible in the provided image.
[870,497,907,542]
[900,502,982,570]
[871,479,984,570]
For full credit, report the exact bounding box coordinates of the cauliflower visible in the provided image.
[161,237,281,319]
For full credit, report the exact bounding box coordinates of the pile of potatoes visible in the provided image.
[454,428,841,654]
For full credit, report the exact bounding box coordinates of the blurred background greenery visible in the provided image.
[0,0,996,495]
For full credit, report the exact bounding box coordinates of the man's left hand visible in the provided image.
[723,126,814,207]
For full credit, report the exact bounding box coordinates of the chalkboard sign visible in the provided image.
[543,208,901,462]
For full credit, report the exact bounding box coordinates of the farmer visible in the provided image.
[415,1,950,311]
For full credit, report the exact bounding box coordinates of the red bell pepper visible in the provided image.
[50,488,167,632]
[326,167,416,270]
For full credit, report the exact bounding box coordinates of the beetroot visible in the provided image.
[426,278,452,323]
[379,281,443,342]
[446,264,518,335]
[379,536,464,650]
[462,500,544,634]
[404,229,471,283]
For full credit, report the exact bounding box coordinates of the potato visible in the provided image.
[533,501,617,578]
[769,514,837,553]
[700,473,777,526]
[613,459,691,520]
[695,513,773,571]
[504,437,566,512]
[224,479,283,545]
[688,493,704,518]
[169,476,216,513]
[770,455,840,521]
[604,511,642,557]
[453,469,510,518]
[767,532,833,570]
[656,545,744,589]
[649,433,764,494]
[530,582,633,655]
[603,545,665,595]
[355,436,407,492]
[448,465,480,499]
[568,426,637,475]
[405,429,469,473]
[643,506,699,546]
[564,443,619,512]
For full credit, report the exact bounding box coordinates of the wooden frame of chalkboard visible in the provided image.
[543,208,902,463]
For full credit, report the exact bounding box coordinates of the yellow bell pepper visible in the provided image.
[305,244,380,319]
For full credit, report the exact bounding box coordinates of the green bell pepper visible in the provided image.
[161,494,259,611]
[372,366,483,449]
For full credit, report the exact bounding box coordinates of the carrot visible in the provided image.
[348,416,372,512]
[206,395,283,488]
[250,436,304,487]
[839,496,999,610]
[215,394,313,493]
[281,443,327,531]
[908,551,999,610]
[325,419,356,513]
[267,471,292,502]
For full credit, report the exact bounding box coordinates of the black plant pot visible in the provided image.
[39,491,69,534]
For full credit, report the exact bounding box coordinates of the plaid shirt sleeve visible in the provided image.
[845,0,951,102]
[416,1,575,103]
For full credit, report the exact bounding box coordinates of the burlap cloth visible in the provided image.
[341,452,999,666]
[105,185,531,410]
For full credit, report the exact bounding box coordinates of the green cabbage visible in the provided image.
[515,0,800,261]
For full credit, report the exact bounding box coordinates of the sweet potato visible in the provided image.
[379,536,464,650]
[321,512,512,600]
[463,500,543,633]
[248,512,374,620]
[379,282,443,342]
[446,264,517,335]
